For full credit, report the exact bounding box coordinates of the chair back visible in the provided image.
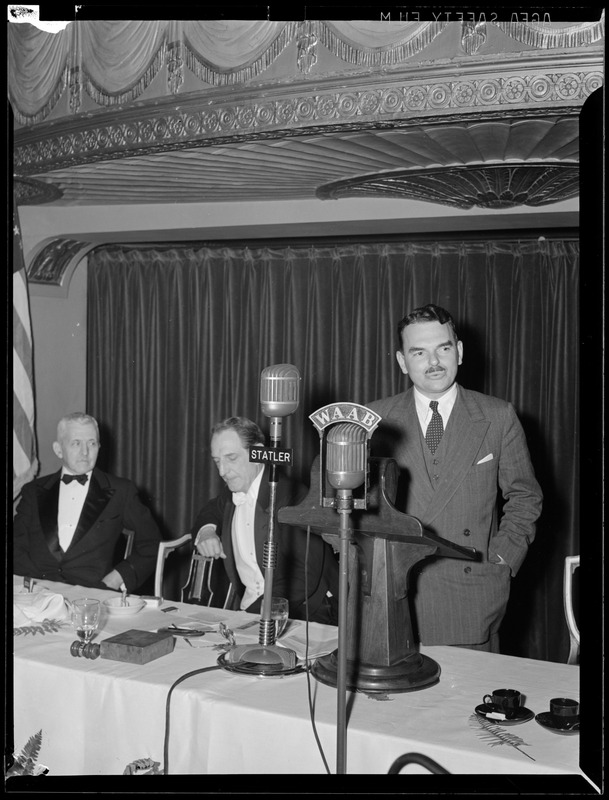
[563,555,580,665]
[154,535,192,599]
[181,554,235,609]
[154,535,235,608]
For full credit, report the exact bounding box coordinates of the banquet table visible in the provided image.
[10,579,585,782]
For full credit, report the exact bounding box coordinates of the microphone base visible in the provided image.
[218,644,304,677]
[312,649,440,693]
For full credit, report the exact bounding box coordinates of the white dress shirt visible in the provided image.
[232,468,265,610]
[57,471,92,552]
[414,383,458,435]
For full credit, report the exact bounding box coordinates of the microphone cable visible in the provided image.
[163,663,223,775]
[162,529,333,774]
[303,524,332,774]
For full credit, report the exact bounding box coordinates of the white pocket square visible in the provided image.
[476,453,493,464]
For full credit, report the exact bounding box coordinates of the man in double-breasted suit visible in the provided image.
[13,412,160,592]
[368,304,542,652]
[191,416,339,625]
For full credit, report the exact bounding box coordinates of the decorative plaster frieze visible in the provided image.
[13,63,602,175]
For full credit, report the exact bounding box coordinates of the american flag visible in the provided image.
[13,209,38,498]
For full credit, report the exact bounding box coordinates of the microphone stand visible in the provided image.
[258,458,279,648]
[334,488,353,775]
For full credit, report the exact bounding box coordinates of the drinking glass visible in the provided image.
[71,598,101,644]
[271,596,289,638]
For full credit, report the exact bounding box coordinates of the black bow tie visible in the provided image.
[62,473,88,485]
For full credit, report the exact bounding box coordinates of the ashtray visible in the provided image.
[102,597,146,616]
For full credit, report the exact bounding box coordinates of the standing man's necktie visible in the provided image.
[425,400,444,454]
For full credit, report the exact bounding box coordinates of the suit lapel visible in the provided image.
[38,472,62,559]
[68,469,115,550]
[421,387,490,525]
[392,392,436,510]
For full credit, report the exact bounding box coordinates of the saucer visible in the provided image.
[535,711,580,735]
[475,703,534,725]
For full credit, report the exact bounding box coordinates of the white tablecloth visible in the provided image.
[11,579,584,780]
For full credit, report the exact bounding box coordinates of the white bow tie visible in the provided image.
[232,492,248,507]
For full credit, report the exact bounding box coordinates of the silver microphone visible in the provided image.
[260,364,301,445]
[326,422,367,491]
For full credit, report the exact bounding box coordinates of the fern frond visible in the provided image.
[14,619,68,636]
[7,730,44,776]
[469,713,536,761]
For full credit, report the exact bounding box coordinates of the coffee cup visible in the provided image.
[483,688,522,718]
[550,697,579,726]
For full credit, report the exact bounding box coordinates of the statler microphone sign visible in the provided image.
[249,445,293,464]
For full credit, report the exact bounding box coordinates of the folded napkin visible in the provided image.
[279,622,338,659]
[13,591,70,627]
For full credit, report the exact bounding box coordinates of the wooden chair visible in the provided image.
[180,552,234,609]
[563,555,580,665]
[154,534,192,599]
[154,535,234,607]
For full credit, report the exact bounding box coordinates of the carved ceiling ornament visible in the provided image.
[26,238,93,288]
[461,22,488,55]
[8,19,603,125]
[297,20,318,75]
[13,177,63,205]
[317,163,579,209]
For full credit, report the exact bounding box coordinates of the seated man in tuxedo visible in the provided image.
[13,412,160,592]
[191,416,338,625]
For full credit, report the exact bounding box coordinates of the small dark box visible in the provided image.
[100,629,175,664]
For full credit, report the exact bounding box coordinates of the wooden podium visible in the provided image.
[278,457,478,693]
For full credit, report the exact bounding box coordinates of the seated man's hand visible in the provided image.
[195,525,226,559]
[102,568,124,590]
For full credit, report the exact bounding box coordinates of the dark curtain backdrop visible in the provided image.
[87,237,579,663]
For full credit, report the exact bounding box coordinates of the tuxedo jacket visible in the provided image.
[13,468,161,592]
[367,385,543,647]
[190,470,339,623]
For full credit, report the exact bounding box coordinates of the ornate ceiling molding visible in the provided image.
[317,164,579,209]
[14,53,601,176]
